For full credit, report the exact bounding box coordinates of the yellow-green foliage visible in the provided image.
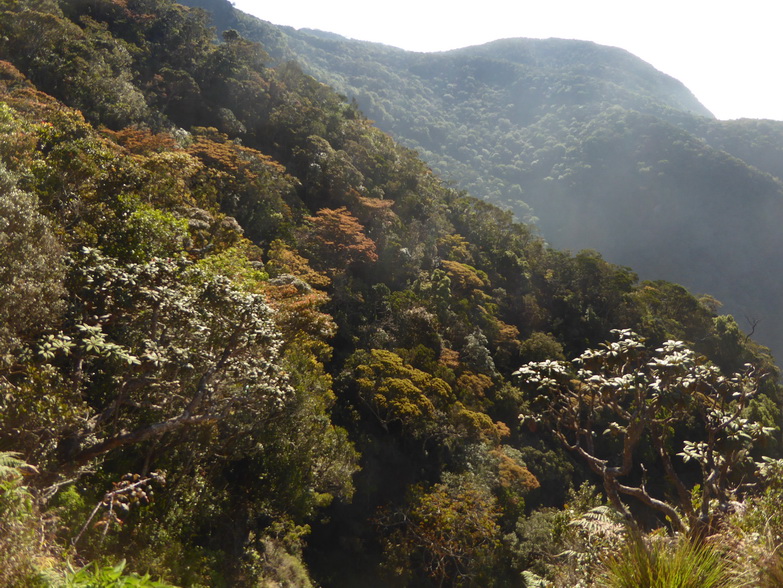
[196,245,269,292]
[351,348,454,435]
[440,259,488,295]
[381,474,502,586]
[64,559,178,588]
[106,198,190,263]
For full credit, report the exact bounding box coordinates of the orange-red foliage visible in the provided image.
[303,207,378,271]
[103,127,178,155]
[492,448,540,492]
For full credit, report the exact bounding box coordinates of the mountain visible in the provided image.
[0,1,780,586]
[183,0,783,359]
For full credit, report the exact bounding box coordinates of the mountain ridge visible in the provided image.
[182,0,783,358]
[180,0,712,119]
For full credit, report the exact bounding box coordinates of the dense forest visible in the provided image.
[1,1,783,586]
[181,0,783,360]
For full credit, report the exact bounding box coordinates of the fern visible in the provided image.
[0,450,33,519]
[0,450,26,480]
[559,505,627,559]
[569,505,626,537]
[521,569,552,587]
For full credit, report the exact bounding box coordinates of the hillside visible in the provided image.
[0,1,781,586]
[183,0,783,359]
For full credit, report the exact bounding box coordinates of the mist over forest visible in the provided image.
[186,0,783,359]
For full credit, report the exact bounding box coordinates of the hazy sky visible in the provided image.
[231,0,783,121]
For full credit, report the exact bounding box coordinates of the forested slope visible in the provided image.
[182,0,783,359]
[0,1,782,586]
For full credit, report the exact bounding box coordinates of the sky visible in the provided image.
[230,0,783,121]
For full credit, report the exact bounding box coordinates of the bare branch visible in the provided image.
[617,482,685,533]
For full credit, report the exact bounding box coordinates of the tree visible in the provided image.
[0,165,65,356]
[9,248,290,470]
[300,207,377,274]
[348,349,453,439]
[379,473,502,586]
[186,130,298,244]
[515,329,774,533]
[346,349,506,448]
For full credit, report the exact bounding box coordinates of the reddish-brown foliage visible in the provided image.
[302,207,378,272]
[103,127,178,155]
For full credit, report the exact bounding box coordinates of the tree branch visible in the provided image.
[71,413,219,467]
[617,482,685,533]
[651,430,693,520]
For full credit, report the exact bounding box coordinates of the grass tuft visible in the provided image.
[600,532,736,588]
